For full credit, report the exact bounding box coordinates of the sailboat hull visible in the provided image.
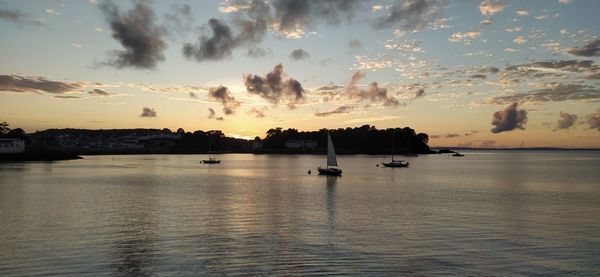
[318,167,342,176]
[202,159,221,164]
[382,161,409,168]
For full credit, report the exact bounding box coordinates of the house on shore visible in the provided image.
[284,139,318,149]
[0,138,25,154]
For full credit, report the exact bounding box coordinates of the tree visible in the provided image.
[7,128,25,138]
[417,133,429,144]
[0,121,9,135]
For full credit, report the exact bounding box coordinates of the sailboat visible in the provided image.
[317,133,342,176]
[380,133,409,168]
[202,139,220,164]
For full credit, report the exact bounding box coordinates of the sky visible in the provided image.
[0,0,599,148]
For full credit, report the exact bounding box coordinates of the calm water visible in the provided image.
[1,151,599,276]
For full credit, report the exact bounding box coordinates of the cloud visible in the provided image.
[289,48,310,60]
[0,74,83,94]
[208,85,241,115]
[348,39,362,49]
[479,0,504,15]
[415,89,425,97]
[140,107,157,117]
[272,0,362,32]
[513,36,528,45]
[88,88,112,97]
[491,102,528,133]
[556,111,578,130]
[486,83,600,104]
[189,92,198,98]
[54,95,82,99]
[98,0,167,69]
[515,10,529,16]
[247,107,266,118]
[372,0,445,30]
[314,105,353,117]
[448,31,480,44]
[445,133,460,138]
[345,71,402,107]
[586,110,600,130]
[185,0,269,62]
[183,18,235,61]
[245,47,272,58]
[0,8,43,26]
[567,39,600,57]
[505,60,597,74]
[207,107,216,119]
[163,3,193,37]
[244,63,305,108]
[559,0,574,4]
[45,9,60,16]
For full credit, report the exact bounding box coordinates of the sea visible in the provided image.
[1,150,599,276]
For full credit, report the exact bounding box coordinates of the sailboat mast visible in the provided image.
[391,132,394,161]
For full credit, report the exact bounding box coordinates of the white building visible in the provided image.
[284,139,318,149]
[0,138,25,154]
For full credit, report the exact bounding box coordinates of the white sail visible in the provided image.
[327,133,338,167]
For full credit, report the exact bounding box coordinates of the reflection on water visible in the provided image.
[0,151,599,275]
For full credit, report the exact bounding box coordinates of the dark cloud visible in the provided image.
[163,3,193,37]
[487,83,600,104]
[140,107,157,117]
[556,111,578,130]
[506,60,596,73]
[54,95,82,99]
[346,71,402,106]
[247,107,266,118]
[244,63,305,108]
[0,8,43,26]
[567,39,600,57]
[415,89,425,97]
[290,48,310,60]
[183,18,235,61]
[207,107,216,119]
[189,92,198,98]
[245,47,272,58]
[99,0,167,69]
[586,110,600,130]
[372,0,444,30]
[445,133,460,138]
[232,0,270,44]
[88,89,112,97]
[271,0,362,32]
[348,39,362,49]
[0,74,82,94]
[318,84,344,91]
[480,66,500,74]
[184,0,270,62]
[208,85,241,115]
[491,102,528,133]
[470,74,487,79]
[315,105,352,117]
[216,116,224,121]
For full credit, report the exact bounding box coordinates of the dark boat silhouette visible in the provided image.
[318,133,342,176]
[380,132,409,168]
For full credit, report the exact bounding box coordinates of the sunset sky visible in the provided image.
[0,0,599,148]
